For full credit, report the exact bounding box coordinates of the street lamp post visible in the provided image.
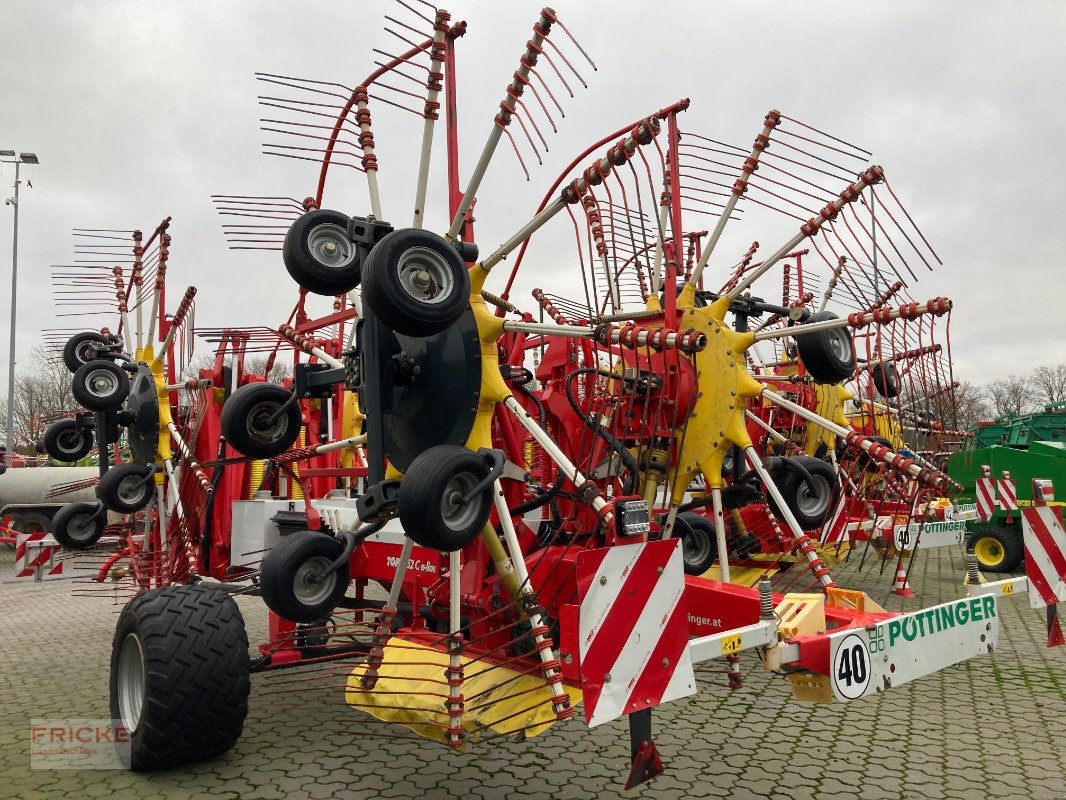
[1,149,40,463]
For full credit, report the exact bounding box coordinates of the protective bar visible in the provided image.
[479,117,660,272]
[412,12,450,229]
[727,166,885,300]
[277,324,345,369]
[447,9,557,239]
[689,111,780,288]
[503,395,613,526]
[492,479,571,717]
[751,297,952,342]
[743,446,834,589]
[156,287,197,362]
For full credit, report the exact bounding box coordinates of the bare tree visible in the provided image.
[0,347,78,453]
[181,351,293,384]
[1031,364,1066,407]
[985,374,1033,417]
[929,380,989,432]
[246,355,293,382]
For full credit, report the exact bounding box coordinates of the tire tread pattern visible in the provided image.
[109,584,250,771]
[967,527,1024,573]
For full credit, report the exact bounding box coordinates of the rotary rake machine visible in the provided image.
[734,261,971,589]
[36,213,367,602]
[511,107,967,595]
[35,2,1011,786]
[36,218,206,565]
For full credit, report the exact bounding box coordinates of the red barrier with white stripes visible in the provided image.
[998,470,1018,513]
[1021,480,1066,611]
[976,465,996,523]
[576,539,696,728]
[14,531,65,581]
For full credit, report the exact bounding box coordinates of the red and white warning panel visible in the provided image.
[976,465,996,523]
[1021,480,1066,610]
[14,531,65,581]
[966,479,1066,647]
[998,470,1018,513]
[576,539,696,727]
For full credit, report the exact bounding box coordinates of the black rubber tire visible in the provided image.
[672,512,718,575]
[768,456,839,531]
[42,418,94,462]
[63,331,111,373]
[913,409,939,427]
[871,362,900,398]
[967,527,1024,573]
[659,284,708,309]
[398,444,492,552]
[282,209,362,296]
[362,228,470,337]
[854,435,894,474]
[7,510,53,535]
[97,463,155,513]
[260,531,350,623]
[72,359,131,411]
[220,382,302,459]
[109,583,250,771]
[52,501,106,549]
[794,312,854,384]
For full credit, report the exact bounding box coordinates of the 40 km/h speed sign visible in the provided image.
[832,632,871,700]
[828,596,1001,702]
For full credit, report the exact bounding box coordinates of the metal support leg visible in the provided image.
[362,537,414,689]
[625,708,664,790]
[445,550,465,747]
[710,487,731,584]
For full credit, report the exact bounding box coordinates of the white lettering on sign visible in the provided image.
[827,596,999,701]
[687,614,722,629]
[385,555,437,574]
[872,596,997,648]
[892,519,969,551]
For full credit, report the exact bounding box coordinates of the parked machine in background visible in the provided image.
[0,466,99,538]
[949,403,1066,571]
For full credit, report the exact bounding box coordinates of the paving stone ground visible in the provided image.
[2,543,1065,799]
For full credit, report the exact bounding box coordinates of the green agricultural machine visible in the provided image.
[947,402,1066,572]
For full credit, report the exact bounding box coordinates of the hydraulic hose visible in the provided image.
[564,367,638,495]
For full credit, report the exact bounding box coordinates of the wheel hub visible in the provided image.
[57,429,81,453]
[396,246,453,304]
[797,476,831,517]
[828,329,850,360]
[247,401,288,443]
[293,556,337,606]
[683,529,711,565]
[118,476,146,505]
[308,223,355,269]
[116,633,146,732]
[88,369,118,396]
[441,472,479,531]
[975,536,1004,566]
[70,512,98,542]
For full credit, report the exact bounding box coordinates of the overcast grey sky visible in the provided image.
[2,0,1065,395]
